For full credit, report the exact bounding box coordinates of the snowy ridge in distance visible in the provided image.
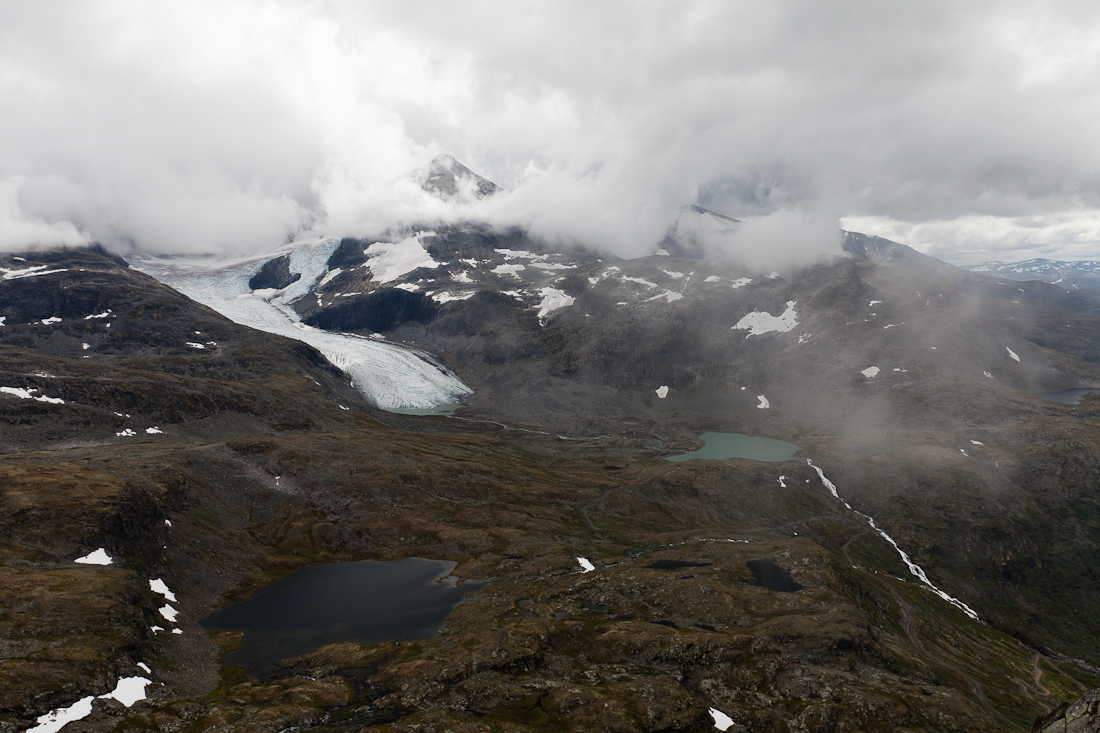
[130,238,472,409]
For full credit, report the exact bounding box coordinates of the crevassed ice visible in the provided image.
[130,239,471,409]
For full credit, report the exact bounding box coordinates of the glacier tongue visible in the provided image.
[130,239,472,409]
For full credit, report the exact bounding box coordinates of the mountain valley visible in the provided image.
[4,184,1100,731]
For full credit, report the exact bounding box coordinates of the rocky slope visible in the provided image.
[4,220,1100,732]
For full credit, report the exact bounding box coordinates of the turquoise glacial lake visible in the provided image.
[663,432,801,463]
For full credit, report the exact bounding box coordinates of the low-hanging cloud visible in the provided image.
[1,1,1099,261]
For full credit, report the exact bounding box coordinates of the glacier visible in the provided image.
[130,238,472,409]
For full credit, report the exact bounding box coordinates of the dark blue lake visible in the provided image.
[1035,388,1100,405]
[201,557,486,678]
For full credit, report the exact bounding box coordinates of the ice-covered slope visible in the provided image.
[130,239,472,409]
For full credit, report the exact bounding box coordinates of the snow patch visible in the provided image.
[646,290,683,303]
[185,342,205,349]
[145,427,163,434]
[363,234,440,283]
[756,395,770,409]
[710,707,735,730]
[861,366,880,378]
[869,300,882,306]
[730,277,752,289]
[84,310,111,319]
[159,604,178,622]
[316,267,342,289]
[654,249,670,256]
[150,578,177,602]
[655,386,669,399]
[577,557,595,572]
[662,270,684,279]
[733,301,798,336]
[1006,347,1020,362]
[1,265,68,281]
[622,276,658,289]
[394,283,420,291]
[492,263,526,278]
[452,270,472,283]
[1,386,65,404]
[99,677,151,707]
[26,696,95,733]
[432,291,475,303]
[75,548,112,565]
[530,262,576,270]
[704,275,721,283]
[41,316,62,325]
[537,288,575,320]
[116,428,136,437]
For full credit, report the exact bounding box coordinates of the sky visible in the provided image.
[2,0,1100,265]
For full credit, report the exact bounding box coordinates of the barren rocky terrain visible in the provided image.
[3,236,1100,732]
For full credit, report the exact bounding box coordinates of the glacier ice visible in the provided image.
[130,238,471,409]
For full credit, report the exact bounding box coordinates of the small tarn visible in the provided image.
[745,558,803,593]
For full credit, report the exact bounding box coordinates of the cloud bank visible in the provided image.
[1,1,1099,262]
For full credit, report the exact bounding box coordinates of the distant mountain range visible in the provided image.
[966,258,1100,290]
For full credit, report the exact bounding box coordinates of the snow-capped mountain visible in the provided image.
[966,258,1100,290]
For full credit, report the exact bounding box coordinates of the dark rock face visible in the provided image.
[303,288,440,333]
[247,254,300,290]
[1034,689,1100,732]
[327,237,370,270]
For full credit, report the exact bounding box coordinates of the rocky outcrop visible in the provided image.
[1034,689,1100,732]
[248,255,300,291]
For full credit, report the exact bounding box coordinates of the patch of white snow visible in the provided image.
[622,276,658,289]
[709,707,735,731]
[861,366,880,378]
[1006,347,1020,362]
[26,696,95,733]
[655,386,669,399]
[99,677,151,707]
[537,288,575,320]
[577,557,595,572]
[41,316,62,325]
[363,235,440,282]
[146,427,163,434]
[159,604,178,622]
[150,578,177,602]
[704,275,721,283]
[492,263,526,278]
[733,301,798,336]
[75,548,112,565]
[756,395,770,409]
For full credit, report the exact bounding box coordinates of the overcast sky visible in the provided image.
[2,0,1099,264]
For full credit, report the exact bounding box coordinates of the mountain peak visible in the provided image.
[419,154,501,202]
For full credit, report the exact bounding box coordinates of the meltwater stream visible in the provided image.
[807,460,980,621]
[130,239,471,409]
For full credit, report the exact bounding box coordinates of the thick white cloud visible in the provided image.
[1,1,1099,259]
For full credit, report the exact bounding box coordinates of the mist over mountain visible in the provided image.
[5,4,1100,731]
[3,2,1100,261]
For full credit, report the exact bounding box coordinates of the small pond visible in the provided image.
[201,558,486,678]
[663,432,801,463]
[1034,388,1100,405]
[745,559,803,593]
